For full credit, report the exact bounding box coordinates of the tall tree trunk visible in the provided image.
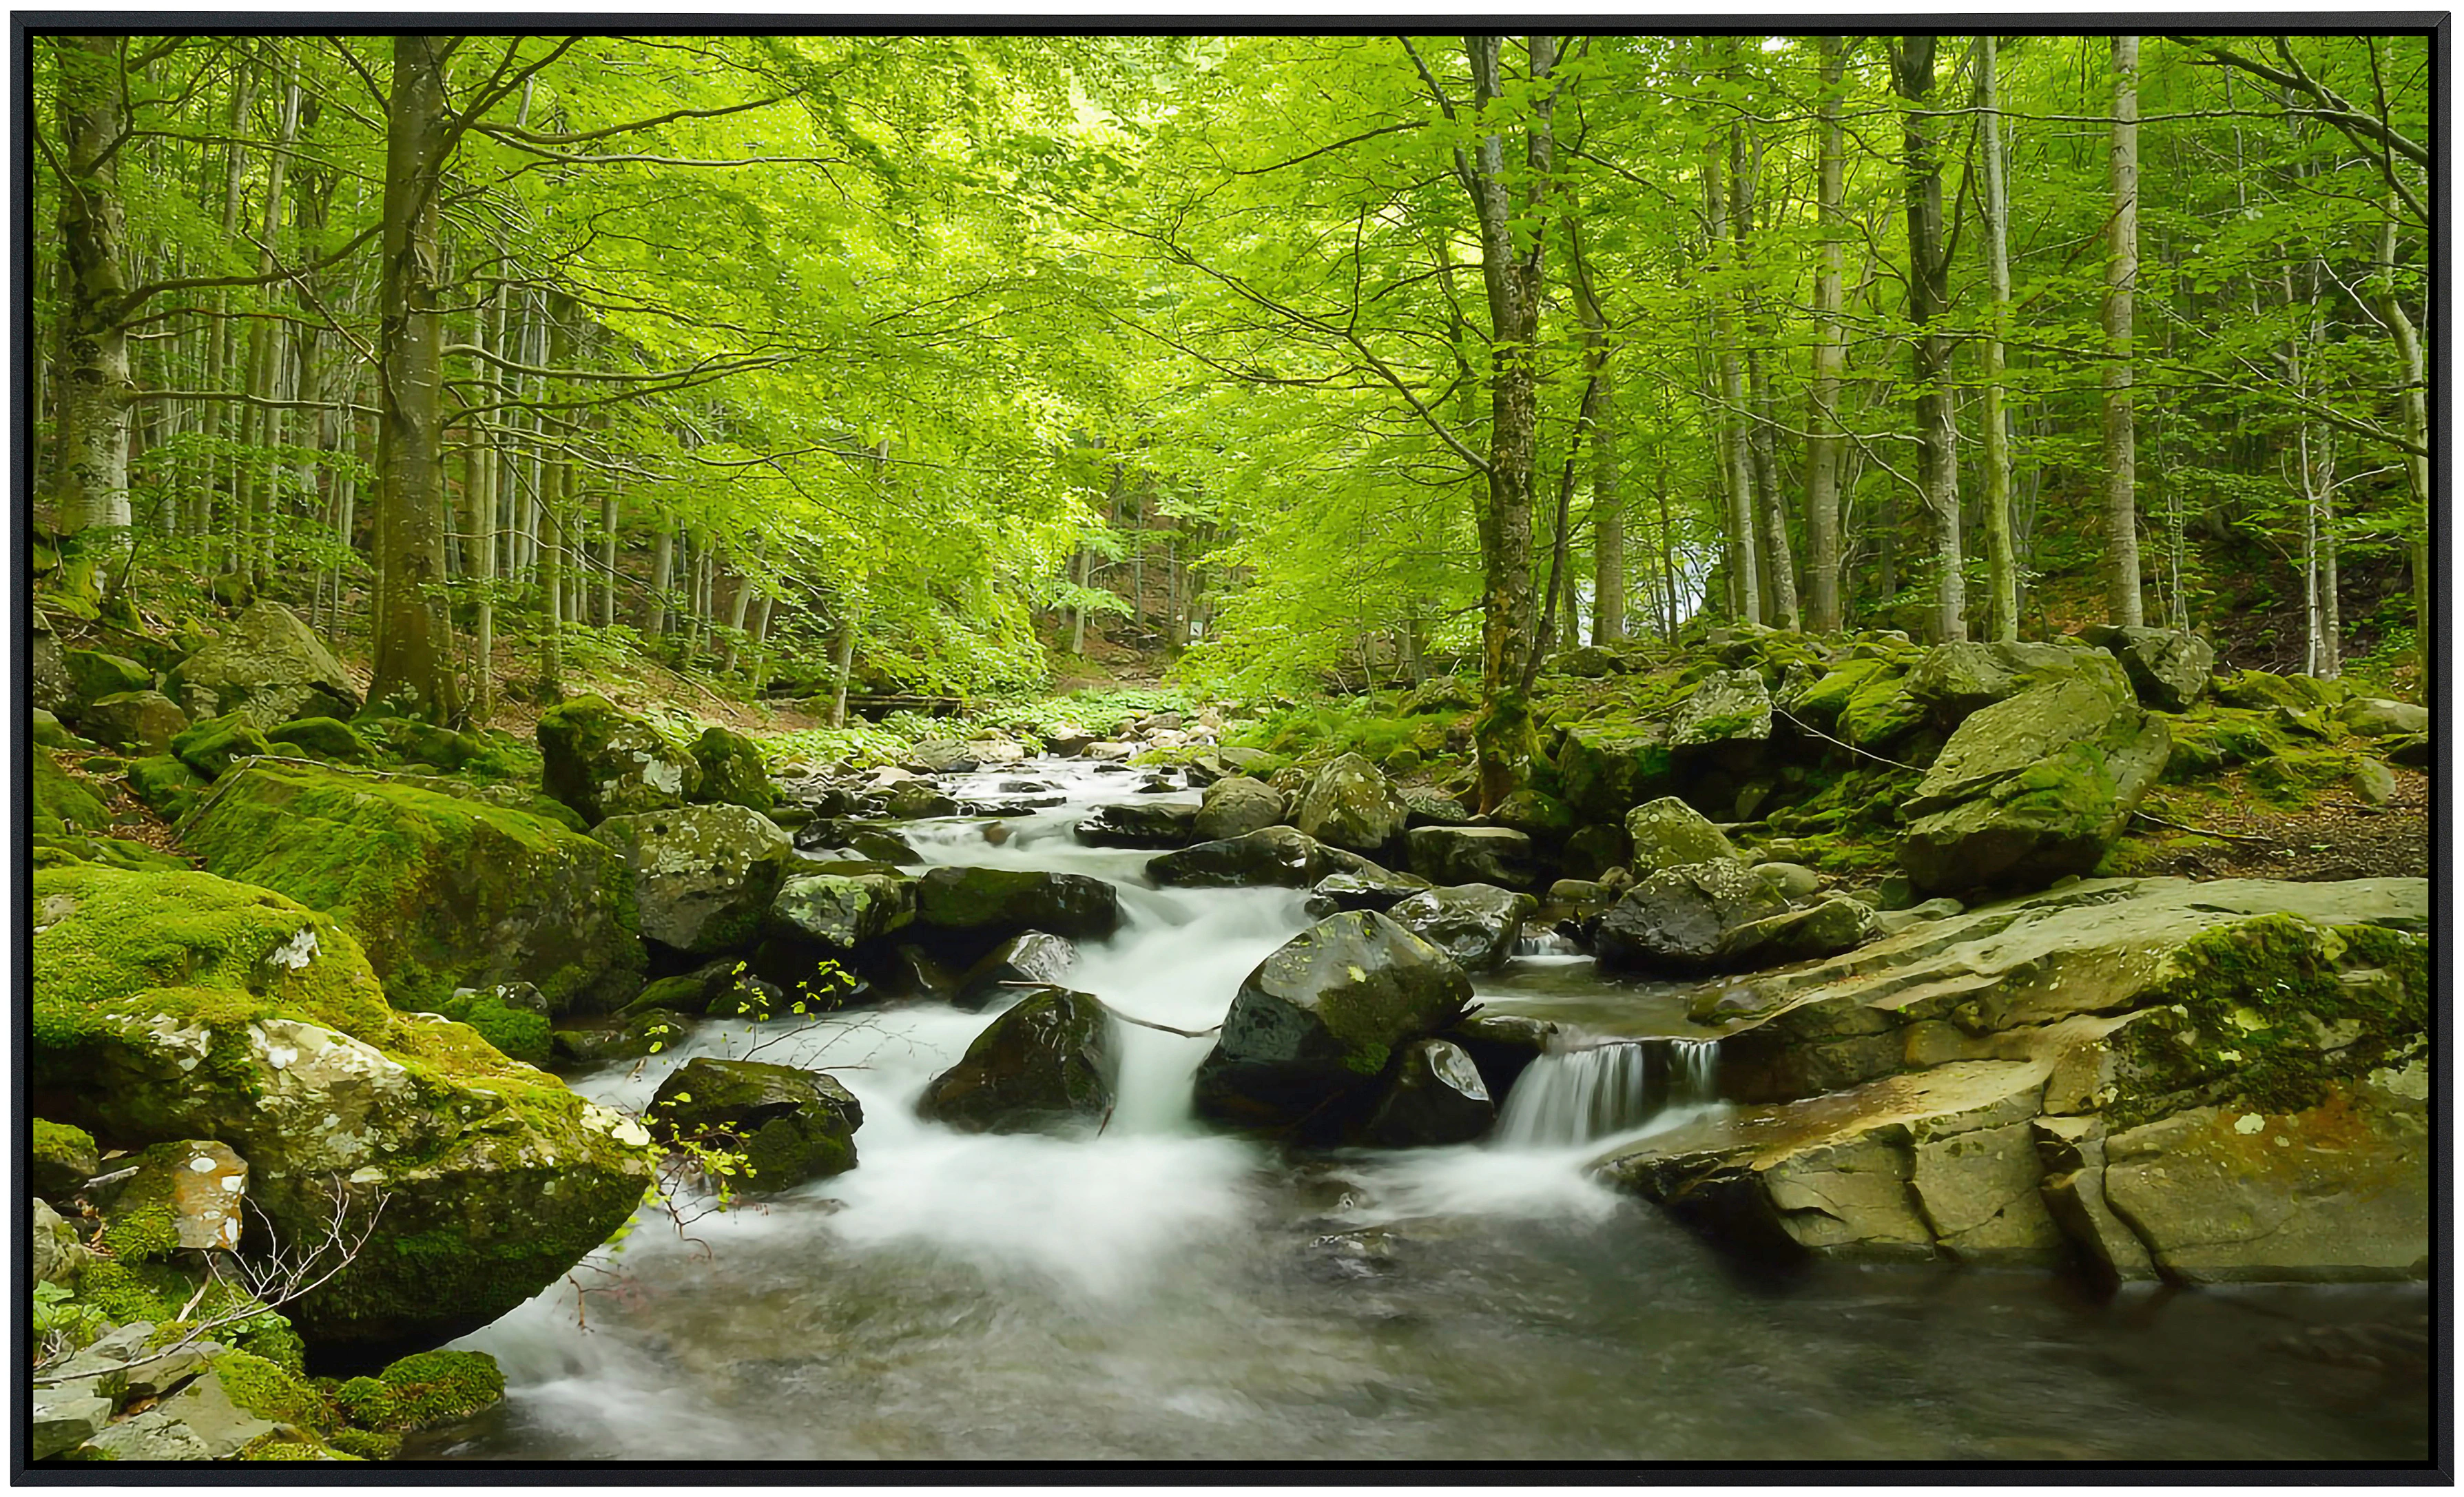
[1978,35,2020,642]
[1701,127,1759,623]
[1804,35,1850,632]
[369,34,462,721]
[1890,34,1965,643]
[648,526,674,634]
[1464,32,1557,809]
[2370,205,2430,690]
[237,55,302,592]
[1567,218,1624,644]
[52,37,134,608]
[1730,94,1798,630]
[2102,35,2144,626]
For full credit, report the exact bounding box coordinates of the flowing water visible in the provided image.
[413,759,2430,1463]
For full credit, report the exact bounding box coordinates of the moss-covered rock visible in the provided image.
[914,865,1120,940]
[79,690,189,755]
[125,753,207,823]
[64,649,153,708]
[29,862,654,1352]
[163,601,361,728]
[265,716,375,763]
[2075,625,2215,712]
[34,754,114,835]
[181,760,645,1015]
[768,871,917,951]
[537,694,700,824]
[2213,668,2345,716]
[552,1008,693,1064]
[1668,668,1774,748]
[1898,678,2170,896]
[431,985,552,1065]
[916,987,1119,1135]
[648,1057,861,1189]
[34,706,82,748]
[1193,776,1288,842]
[331,1349,505,1432]
[32,1117,100,1201]
[1292,752,1409,854]
[170,712,274,780]
[690,725,775,812]
[589,804,791,955]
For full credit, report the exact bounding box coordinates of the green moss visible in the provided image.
[1836,672,1925,749]
[434,989,552,1065]
[34,754,113,835]
[211,1349,337,1430]
[236,1437,360,1462]
[327,1428,401,1460]
[177,760,642,1013]
[1785,658,1889,727]
[33,1119,98,1174]
[266,716,375,763]
[333,1350,505,1432]
[2110,914,2428,1128]
[74,1260,176,1324]
[2244,745,2372,806]
[125,753,207,822]
[170,712,273,778]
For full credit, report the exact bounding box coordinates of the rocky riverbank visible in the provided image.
[26,601,2432,1460]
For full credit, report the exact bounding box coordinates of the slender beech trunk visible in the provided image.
[2102,35,2144,626]
[648,526,674,634]
[1701,127,1759,623]
[1979,35,2020,641]
[52,37,134,606]
[1730,100,1797,629]
[1803,36,1851,633]
[2371,206,2430,690]
[1890,34,1965,642]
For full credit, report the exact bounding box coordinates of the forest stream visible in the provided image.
[410,761,2428,1463]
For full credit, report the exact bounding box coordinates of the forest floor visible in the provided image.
[2131,764,2432,882]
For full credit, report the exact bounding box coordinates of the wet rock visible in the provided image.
[1443,1011,1560,1100]
[1399,786,1474,827]
[915,865,1120,940]
[538,694,701,823]
[554,1009,692,1064]
[1043,728,1097,757]
[1405,825,1535,888]
[953,930,1077,1011]
[1898,677,2171,897]
[793,819,915,865]
[1292,752,1409,854]
[876,780,960,819]
[649,1057,862,1190]
[1387,884,1537,973]
[1193,776,1287,842]
[1148,825,1378,889]
[1359,1038,1493,1146]
[1751,862,1821,902]
[690,725,776,812]
[1488,788,1574,840]
[915,987,1119,1135]
[1594,860,1788,973]
[79,690,189,755]
[768,871,917,951]
[2077,624,2215,712]
[1302,869,1432,917]
[1075,800,1199,849]
[1192,910,1473,1135]
[592,804,793,955]
[1559,823,1630,881]
[1299,1226,1404,1281]
[1624,797,1739,876]
[905,739,980,774]
[1715,896,1877,970]
[163,601,360,728]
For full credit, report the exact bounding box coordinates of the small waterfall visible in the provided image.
[1491,1038,1720,1148]
[1513,928,1585,958]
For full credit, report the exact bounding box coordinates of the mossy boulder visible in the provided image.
[537,694,701,824]
[1489,787,1575,840]
[647,1057,861,1190]
[79,690,188,755]
[768,871,918,951]
[265,716,375,763]
[1668,668,1774,749]
[2341,697,2428,738]
[1553,716,1675,824]
[34,754,113,835]
[914,865,1121,941]
[180,760,646,1015]
[1898,679,2171,897]
[915,987,1120,1135]
[1594,859,1790,973]
[589,804,792,955]
[952,930,1078,1011]
[1387,883,1535,973]
[1074,800,1201,849]
[28,863,655,1352]
[431,984,552,1066]
[1191,910,1473,1137]
[162,601,360,728]
[689,725,775,812]
[125,754,207,823]
[362,715,487,772]
[63,649,153,710]
[1292,752,1409,854]
[1193,776,1287,842]
[1404,825,1535,887]
[1900,640,2127,732]
[1147,825,1378,889]
[34,706,82,748]
[2213,668,2345,716]
[2076,625,2215,712]
[32,1117,101,1202]
[170,712,273,780]
[1624,796,1738,876]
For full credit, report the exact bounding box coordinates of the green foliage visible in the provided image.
[333,1350,507,1432]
